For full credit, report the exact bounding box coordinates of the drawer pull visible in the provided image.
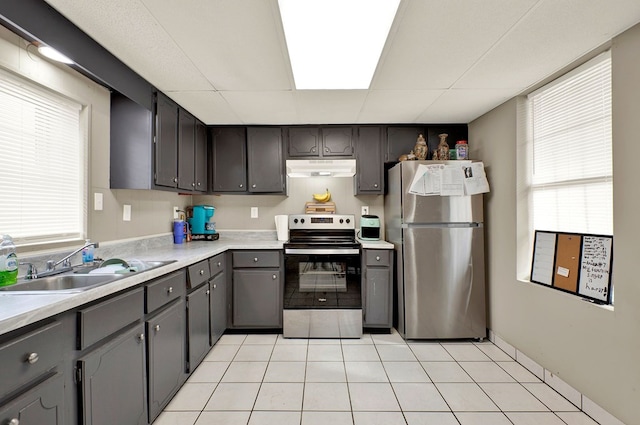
[8,418,19,425]
[167,286,174,294]
[138,333,145,342]
[253,257,259,262]
[213,284,217,289]
[26,352,39,364]
[199,269,205,276]
[154,324,161,332]
[217,261,222,267]
[376,256,381,261]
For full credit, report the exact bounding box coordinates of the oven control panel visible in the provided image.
[288,214,355,230]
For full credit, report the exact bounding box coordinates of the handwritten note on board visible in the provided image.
[531,232,557,286]
[578,236,613,302]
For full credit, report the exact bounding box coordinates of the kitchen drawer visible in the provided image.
[146,270,186,313]
[78,288,144,350]
[0,321,62,398]
[232,250,280,268]
[209,252,226,277]
[187,260,210,289]
[364,249,391,267]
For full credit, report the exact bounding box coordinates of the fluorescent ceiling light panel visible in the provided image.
[279,0,400,90]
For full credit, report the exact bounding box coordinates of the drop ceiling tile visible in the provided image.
[220,90,296,125]
[164,91,240,125]
[46,0,214,91]
[372,0,538,90]
[455,0,640,89]
[293,90,368,124]
[417,89,516,123]
[141,0,293,91]
[358,90,444,123]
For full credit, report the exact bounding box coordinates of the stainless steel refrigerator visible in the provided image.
[384,161,486,339]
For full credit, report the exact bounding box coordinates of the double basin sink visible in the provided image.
[0,260,176,294]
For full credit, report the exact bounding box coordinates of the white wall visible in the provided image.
[469,23,640,425]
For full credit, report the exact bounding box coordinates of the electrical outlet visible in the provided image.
[123,204,131,221]
[251,207,259,218]
[94,193,103,211]
[361,206,369,216]
[173,206,180,219]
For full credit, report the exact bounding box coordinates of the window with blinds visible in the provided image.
[0,69,85,244]
[528,51,612,236]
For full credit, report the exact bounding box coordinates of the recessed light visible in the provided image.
[279,0,400,90]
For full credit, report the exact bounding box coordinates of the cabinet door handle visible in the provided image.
[253,257,259,262]
[154,324,161,332]
[374,183,379,188]
[167,286,174,294]
[239,183,244,188]
[199,269,205,275]
[252,184,256,188]
[311,147,316,152]
[206,289,210,295]
[197,182,201,187]
[191,182,196,187]
[138,333,145,342]
[8,418,19,425]
[325,147,329,153]
[217,262,221,267]
[213,284,217,289]
[376,256,381,261]
[173,178,178,183]
[272,274,277,280]
[26,352,39,364]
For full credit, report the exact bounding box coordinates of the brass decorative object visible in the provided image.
[433,133,450,160]
[413,133,428,160]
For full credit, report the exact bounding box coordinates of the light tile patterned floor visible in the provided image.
[154,330,601,425]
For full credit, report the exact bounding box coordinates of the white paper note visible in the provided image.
[531,232,557,286]
[463,162,490,195]
[408,164,443,196]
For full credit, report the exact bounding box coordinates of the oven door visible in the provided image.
[283,248,362,338]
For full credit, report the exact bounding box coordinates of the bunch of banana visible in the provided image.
[312,188,331,203]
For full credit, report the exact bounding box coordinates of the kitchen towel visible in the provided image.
[275,215,289,241]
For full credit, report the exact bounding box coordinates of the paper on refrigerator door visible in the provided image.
[462,162,490,195]
[408,164,443,195]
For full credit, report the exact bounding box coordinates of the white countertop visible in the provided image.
[0,234,393,336]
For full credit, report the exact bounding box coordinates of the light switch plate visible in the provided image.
[123,204,131,221]
[173,206,180,219]
[94,193,103,211]
[251,207,259,218]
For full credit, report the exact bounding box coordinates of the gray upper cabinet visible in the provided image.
[355,126,384,194]
[195,121,208,192]
[287,126,353,158]
[247,127,285,193]
[322,126,354,156]
[287,127,320,157]
[177,110,196,191]
[155,92,179,188]
[211,127,247,192]
[386,126,425,162]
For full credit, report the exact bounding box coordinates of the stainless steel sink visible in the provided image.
[73,259,176,274]
[0,259,176,294]
[0,274,127,294]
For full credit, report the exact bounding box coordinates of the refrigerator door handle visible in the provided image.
[402,222,482,228]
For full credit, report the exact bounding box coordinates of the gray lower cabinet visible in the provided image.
[210,270,227,344]
[0,373,64,425]
[186,283,211,372]
[147,299,186,422]
[362,249,393,329]
[231,250,283,328]
[77,323,147,425]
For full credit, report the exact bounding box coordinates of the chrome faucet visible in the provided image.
[40,240,100,277]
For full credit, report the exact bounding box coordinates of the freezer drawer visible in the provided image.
[399,226,486,339]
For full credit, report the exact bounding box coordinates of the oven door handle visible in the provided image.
[284,248,360,255]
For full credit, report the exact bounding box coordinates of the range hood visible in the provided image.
[286,159,356,178]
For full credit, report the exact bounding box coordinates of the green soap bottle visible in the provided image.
[0,234,18,286]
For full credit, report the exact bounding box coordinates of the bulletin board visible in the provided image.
[530,230,613,304]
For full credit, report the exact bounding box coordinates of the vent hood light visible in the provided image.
[278,0,400,89]
[286,159,356,178]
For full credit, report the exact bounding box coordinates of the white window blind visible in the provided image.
[528,51,612,235]
[0,70,85,244]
